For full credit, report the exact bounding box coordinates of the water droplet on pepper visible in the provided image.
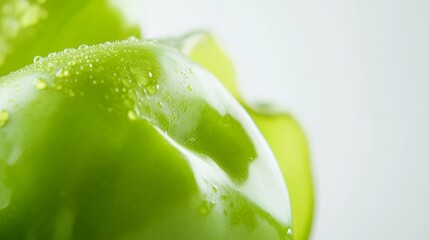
[0,110,10,128]
[128,110,137,120]
[55,68,70,78]
[33,56,43,63]
[33,77,47,89]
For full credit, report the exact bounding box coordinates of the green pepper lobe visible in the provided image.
[0,0,140,76]
[0,40,292,239]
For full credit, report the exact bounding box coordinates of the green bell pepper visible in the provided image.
[1,0,314,239]
[0,40,293,239]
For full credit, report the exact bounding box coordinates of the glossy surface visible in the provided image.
[179,32,314,240]
[0,40,292,239]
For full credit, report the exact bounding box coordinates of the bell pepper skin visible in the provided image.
[0,40,293,239]
[178,32,314,240]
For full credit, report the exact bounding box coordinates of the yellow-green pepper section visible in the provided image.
[182,32,314,240]
[0,40,293,239]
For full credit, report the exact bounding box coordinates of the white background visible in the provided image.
[124,0,429,239]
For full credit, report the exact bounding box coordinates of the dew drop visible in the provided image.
[286,228,293,239]
[198,200,215,216]
[0,110,10,128]
[128,110,137,120]
[67,60,77,66]
[33,56,43,63]
[55,68,70,78]
[48,52,57,58]
[146,84,159,95]
[33,78,47,89]
[187,85,193,92]
[211,184,218,193]
[78,44,89,49]
[220,194,229,201]
[180,70,189,79]
[127,36,139,42]
[64,48,74,53]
